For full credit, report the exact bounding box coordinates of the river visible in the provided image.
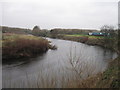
[2,38,117,88]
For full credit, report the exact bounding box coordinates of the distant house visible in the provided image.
[88,32,109,36]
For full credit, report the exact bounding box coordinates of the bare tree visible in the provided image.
[100,25,115,37]
[100,25,118,49]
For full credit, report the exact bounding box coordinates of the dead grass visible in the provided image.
[2,33,50,61]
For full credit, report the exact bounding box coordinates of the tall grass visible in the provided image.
[2,33,50,62]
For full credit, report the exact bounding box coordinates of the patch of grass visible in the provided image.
[2,33,42,41]
[65,34,104,39]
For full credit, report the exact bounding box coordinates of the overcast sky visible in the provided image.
[0,0,119,30]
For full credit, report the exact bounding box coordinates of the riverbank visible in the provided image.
[64,56,119,88]
[51,34,118,53]
[2,33,54,63]
[95,56,119,88]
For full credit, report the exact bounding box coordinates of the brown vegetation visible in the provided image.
[3,38,48,58]
[2,33,51,62]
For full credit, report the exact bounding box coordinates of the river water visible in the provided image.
[2,38,117,88]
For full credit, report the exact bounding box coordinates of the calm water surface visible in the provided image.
[2,38,117,88]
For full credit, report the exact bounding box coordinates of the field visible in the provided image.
[65,34,104,39]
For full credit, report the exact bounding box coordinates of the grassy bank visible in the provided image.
[64,56,119,88]
[2,33,53,62]
[53,34,118,52]
[55,55,119,88]
[95,56,119,88]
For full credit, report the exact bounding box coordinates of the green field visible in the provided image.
[65,34,104,39]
